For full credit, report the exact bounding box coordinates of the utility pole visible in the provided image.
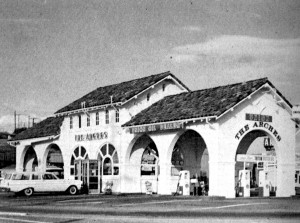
[16,114,21,129]
[30,117,38,126]
[14,111,16,131]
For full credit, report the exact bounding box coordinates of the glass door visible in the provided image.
[75,159,88,193]
[88,160,101,194]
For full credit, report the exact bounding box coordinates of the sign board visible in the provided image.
[245,113,272,122]
[292,105,300,120]
[236,154,276,163]
[129,122,184,134]
[75,132,108,141]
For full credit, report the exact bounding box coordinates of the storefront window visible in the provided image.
[103,158,112,175]
[141,145,159,176]
[70,146,88,176]
[99,144,119,176]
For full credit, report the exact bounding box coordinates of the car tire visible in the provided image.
[24,188,33,197]
[68,185,78,195]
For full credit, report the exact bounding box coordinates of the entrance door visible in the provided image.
[88,160,101,194]
[75,159,101,194]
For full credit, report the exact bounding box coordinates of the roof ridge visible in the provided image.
[191,77,268,94]
[54,71,176,114]
[94,71,171,91]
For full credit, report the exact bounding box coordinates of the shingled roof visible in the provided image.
[11,116,64,141]
[55,71,189,114]
[122,77,292,127]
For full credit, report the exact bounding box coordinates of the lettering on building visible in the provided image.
[245,113,272,122]
[75,132,108,141]
[235,122,281,142]
[129,122,184,134]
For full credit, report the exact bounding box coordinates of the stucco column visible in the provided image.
[276,163,295,197]
[157,162,172,195]
[152,133,176,195]
[215,161,236,198]
[16,145,26,172]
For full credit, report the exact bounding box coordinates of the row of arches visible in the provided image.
[20,128,277,196]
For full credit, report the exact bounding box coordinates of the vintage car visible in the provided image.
[0,172,83,196]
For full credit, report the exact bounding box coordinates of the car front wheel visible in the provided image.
[24,188,33,197]
[68,185,78,195]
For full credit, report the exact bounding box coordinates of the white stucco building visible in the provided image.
[10,71,298,198]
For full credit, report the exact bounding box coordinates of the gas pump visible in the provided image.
[179,170,190,196]
[259,170,270,197]
[238,169,250,197]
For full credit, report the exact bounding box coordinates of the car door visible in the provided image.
[42,173,64,192]
[31,173,43,192]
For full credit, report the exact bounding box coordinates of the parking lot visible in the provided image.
[0,193,300,223]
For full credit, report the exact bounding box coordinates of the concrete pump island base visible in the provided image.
[9,71,298,198]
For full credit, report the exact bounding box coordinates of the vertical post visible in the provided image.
[14,111,16,131]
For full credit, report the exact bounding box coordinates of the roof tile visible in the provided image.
[122,77,278,126]
[11,116,64,141]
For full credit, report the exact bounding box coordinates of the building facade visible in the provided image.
[11,72,297,198]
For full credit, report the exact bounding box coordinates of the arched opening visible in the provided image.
[235,130,277,197]
[23,146,38,172]
[171,130,208,195]
[70,146,89,183]
[129,134,159,194]
[45,144,64,179]
[98,143,119,176]
[97,143,119,194]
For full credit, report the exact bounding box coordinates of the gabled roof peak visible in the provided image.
[55,71,189,115]
[123,77,291,127]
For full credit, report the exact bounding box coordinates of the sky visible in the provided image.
[0,0,299,150]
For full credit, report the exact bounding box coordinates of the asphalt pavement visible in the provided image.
[0,193,299,222]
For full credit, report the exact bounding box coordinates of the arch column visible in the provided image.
[151,133,177,195]
[277,163,295,197]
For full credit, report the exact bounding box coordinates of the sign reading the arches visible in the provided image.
[75,132,108,141]
[235,122,281,142]
[129,122,184,134]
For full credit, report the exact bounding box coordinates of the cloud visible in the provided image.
[182,26,203,32]
[170,36,300,63]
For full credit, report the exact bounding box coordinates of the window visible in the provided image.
[87,115,90,127]
[162,84,166,91]
[141,144,159,176]
[32,174,41,180]
[70,146,89,176]
[105,110,109,124]
[103,158,112,175]
[43,174,55,180]
[78,115,81,128]
[96,112,99,125]
[115,109,119,123]
[147,93,150,101]
[98,144,119,175]
[70,116,73,129]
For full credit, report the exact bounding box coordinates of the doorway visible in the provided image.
[75,159,102,194]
